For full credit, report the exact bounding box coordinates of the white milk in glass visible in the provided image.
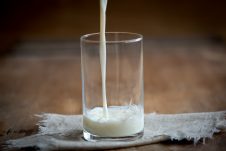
[83,0,143,137]
[84,106,143,137]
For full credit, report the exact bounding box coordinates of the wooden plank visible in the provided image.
[0,39,226,150]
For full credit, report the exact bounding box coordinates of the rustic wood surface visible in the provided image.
[0,38,226,150]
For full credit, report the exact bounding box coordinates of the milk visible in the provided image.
[83,0,144,137]
[100,0,108,117]
[83,105,144,137]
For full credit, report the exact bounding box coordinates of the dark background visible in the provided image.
[1,0,226,52]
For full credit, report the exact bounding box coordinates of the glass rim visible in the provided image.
[80,32,143,44]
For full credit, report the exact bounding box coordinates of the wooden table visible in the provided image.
[0,38,226,150]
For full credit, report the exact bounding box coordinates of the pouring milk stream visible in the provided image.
[99,0,108,118]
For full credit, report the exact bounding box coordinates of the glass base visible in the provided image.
[83,130,144,142]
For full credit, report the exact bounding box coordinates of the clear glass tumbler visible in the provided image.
[81,32,144,141]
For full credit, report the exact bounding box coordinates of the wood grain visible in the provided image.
[0,38,226,150]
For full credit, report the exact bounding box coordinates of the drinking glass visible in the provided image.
[81,32,144,141]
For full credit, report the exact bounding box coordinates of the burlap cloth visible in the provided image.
[6,111,226,150]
